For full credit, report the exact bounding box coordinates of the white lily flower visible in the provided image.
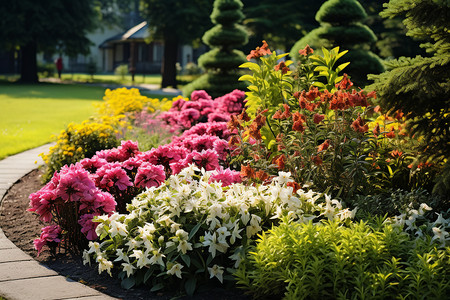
[167,263,183,278]
[208,264,224,283]
[122,262,136,277]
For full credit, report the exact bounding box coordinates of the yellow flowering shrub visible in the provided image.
[41,120,119,182]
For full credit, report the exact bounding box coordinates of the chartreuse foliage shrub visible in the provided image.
[84,168,355,295]
[290,0,384,86]
[182,0,248,98]
[41,88,176,182]
[235,217,450,299]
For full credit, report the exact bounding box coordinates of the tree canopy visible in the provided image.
[141,0,213,88]
[0,0,98,82]
[368,0,450,195]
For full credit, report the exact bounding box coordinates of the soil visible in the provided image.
[0,169,251,300]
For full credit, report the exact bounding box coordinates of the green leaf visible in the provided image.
[185,278,197,297]
[181,254,191,267]
[239,74,255,83]
[336,50,349,61]
[239,62,260,72]
[206,254,214,266]
[313,82,326,89]
[150,283,164,292]
[121,277,136,290]
[189,222,202,241]
[144,268,155,283]
[336,62,350,73]
[191,257,203,269]
[247,85,259,92]
[276,53,289,60]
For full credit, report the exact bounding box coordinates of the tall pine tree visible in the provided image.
[290,0,384,87]
[182,0,248,98]
[368,0,450,195]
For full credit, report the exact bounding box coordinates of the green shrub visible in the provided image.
[236,218,450,299]
[115,64,129,80]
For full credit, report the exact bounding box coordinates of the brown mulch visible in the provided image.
[0,168,250,300]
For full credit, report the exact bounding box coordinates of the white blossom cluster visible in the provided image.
[83,165,355,284]
[386,203,450,247]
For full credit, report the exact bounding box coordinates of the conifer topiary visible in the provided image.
[290,0,384,86]
[368,0,450,196]
[182,0,248,98]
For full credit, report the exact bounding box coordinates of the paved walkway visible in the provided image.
[0,144,116,300]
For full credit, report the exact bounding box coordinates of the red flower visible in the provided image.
[312,155,323,166]
[313,113,325,124]
[390,150,403,158]
[273,154,286,170]
[336,73,353,90]
[246,40,272,61]
[385,127,396,138]
[317,140,330,152]
[351,115,368,133]
[394,109,404,120]
[255,170,269,182]
[240,165,255,179]
[287,181,301,193]
[299,45,314,56]
[274,61,289,74]
[373,123,380,136]
[306,87,320,101]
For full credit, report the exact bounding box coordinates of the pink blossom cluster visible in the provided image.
[33,225,62,256]
[159,90,245,131]
[30,128,241,253]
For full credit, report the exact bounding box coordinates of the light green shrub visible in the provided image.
[236,218,450,299]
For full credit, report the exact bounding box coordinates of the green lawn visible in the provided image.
[0,82,105,159]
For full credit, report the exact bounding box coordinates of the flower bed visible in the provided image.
[28,42,449,298]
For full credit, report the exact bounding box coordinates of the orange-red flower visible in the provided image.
[351,115,369,133]
[312,155,323,166]
[273,154,286,169]
[318,139,330,152]
[299,45,314,56]
[274,61,289,74]
[246,40,272,61]
[306,87,320,101]
[373,123,380,136]
[228,135,241,146]
[255,170,270,182]
[227,115,242,131]
[385,127,396,138]
[287,181,301,193]
[313,113,325,124]
[292,112,306,133]
[336,73,353,90]
[390,150,403,158]
[240,164,255,179]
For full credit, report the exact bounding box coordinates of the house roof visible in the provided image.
[99,21,150,48]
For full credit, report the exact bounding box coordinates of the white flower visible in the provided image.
[418,203,432,215]
[109,220,129,237]
[432,227,449,245]
[175,229,189,240]
[149,249,166,266]
[125,238,143,251]
[276,171,293,185]
[229,248,243,268]
[433,213,448,227]
[98,257,113,276]
[216,226,231,243]
[114,248,129,263]
[88,241,101,254]
[177,240,193,254]
[203,232,228,257]
[230,223,243,244]
[122,262,136,277]
[82,250,91,266]
[167,263,183,278]
[208,264,224,283]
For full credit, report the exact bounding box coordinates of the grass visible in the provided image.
[0,82,105,159]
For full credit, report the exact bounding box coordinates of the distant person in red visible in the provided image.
[55,57,63,79]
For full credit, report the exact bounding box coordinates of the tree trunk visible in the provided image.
[161,35,178,88]
[20,40,39,83]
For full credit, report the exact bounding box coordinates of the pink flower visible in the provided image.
[176,149,220,172]
[134,163,166,188]
[209,168,241,186]
[28,183,56,223]
[117,140,140,160]
[79,156,108,174]
[78,214,100,240]
[34,225,62,256]
[208,112,230,123]
[96,163,133,191]
[213,139,232,161]
[170,98,187,111]
[56,165,97,202]
[93,191,116,213]
[184,135,220,152]
[191,90,212,101]
[95,148,124,162]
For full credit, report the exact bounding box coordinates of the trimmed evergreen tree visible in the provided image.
[368,0,450,195]
[290,0,384,86]
[182,0,248,98]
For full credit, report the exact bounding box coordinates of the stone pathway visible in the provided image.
[0,144,115,300]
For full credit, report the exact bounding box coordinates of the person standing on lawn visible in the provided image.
[55,56,63,79]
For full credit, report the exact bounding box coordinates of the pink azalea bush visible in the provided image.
[29,90,245,254]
